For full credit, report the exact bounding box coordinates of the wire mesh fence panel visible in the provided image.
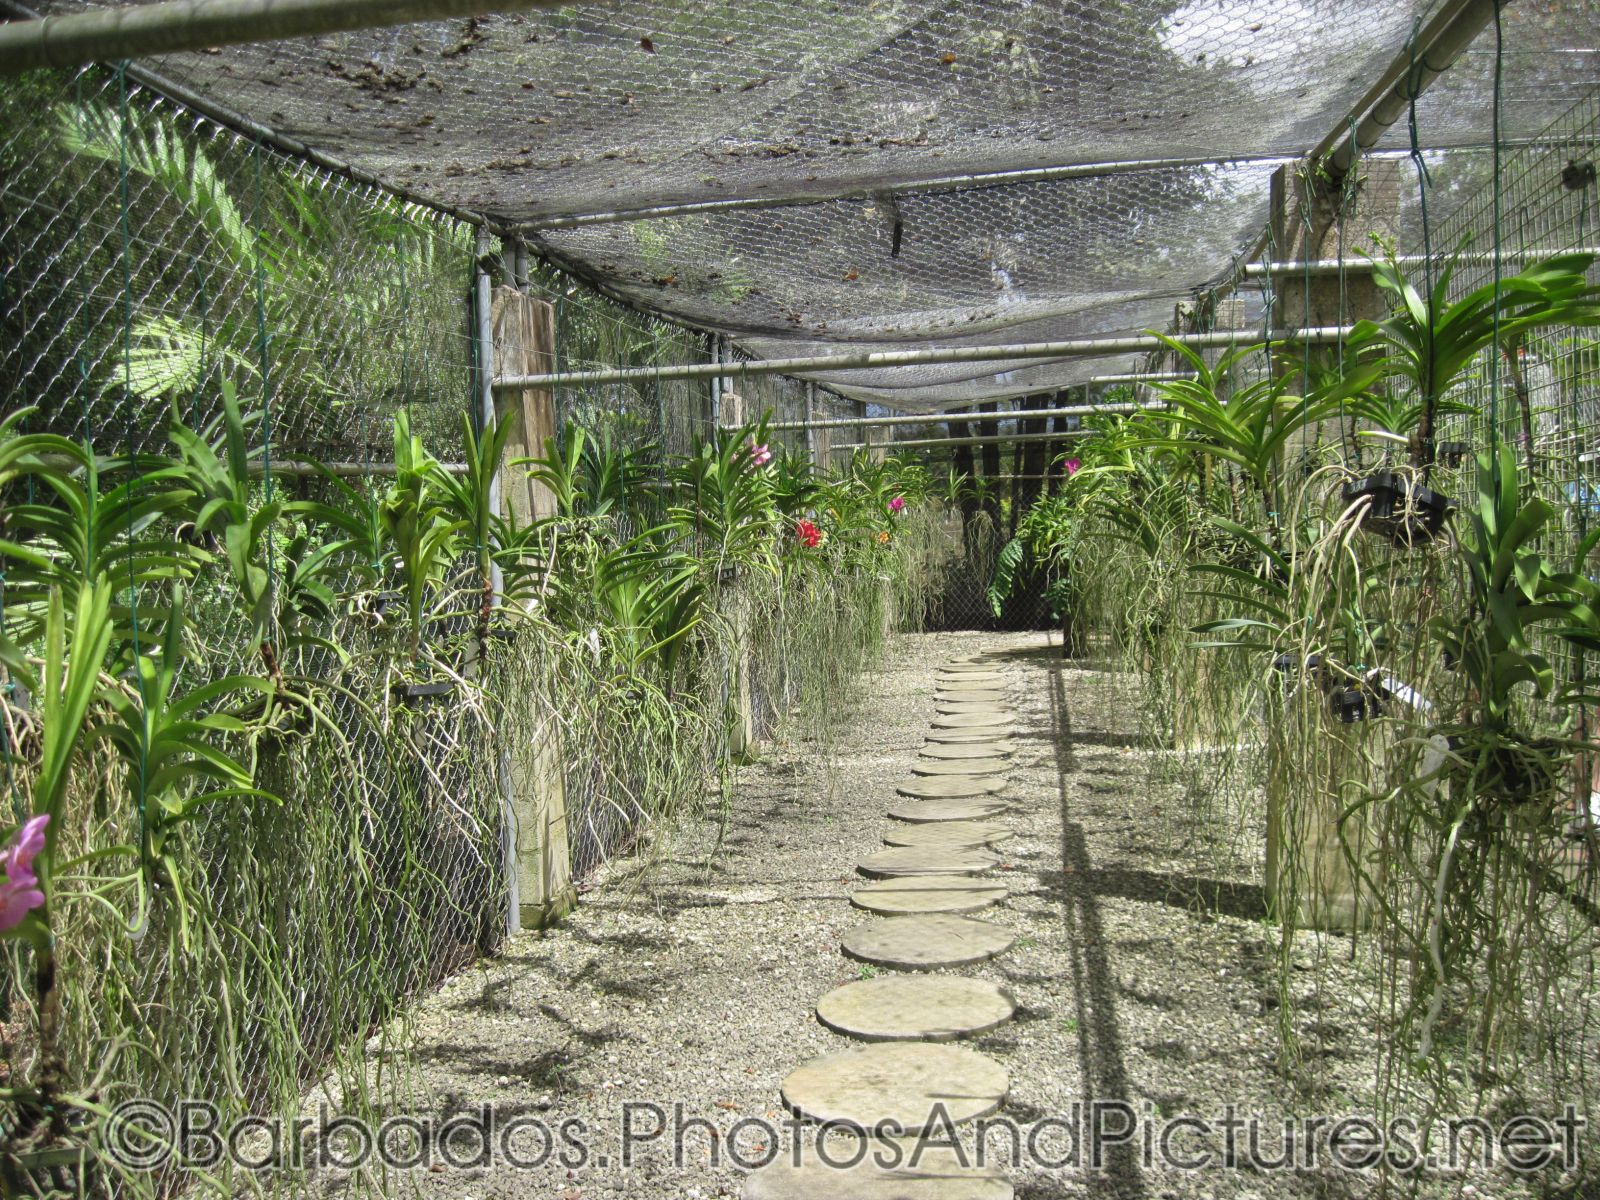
[0,65,512,1177]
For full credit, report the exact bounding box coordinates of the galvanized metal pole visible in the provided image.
[1315,0,1501,181]
[803,382,817,465]
[764,401,1164,433]
[0,0,585,74]
[493,326,1354,393]
[1242,248,1600,277]
[472,230,518,938]
[831,430,1090,452]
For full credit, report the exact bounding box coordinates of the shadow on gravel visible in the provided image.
[1045,665,1149,1200]
[1081,865,1267,922]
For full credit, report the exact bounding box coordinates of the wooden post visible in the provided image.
[489,284,574,929]
[491,286,560,521]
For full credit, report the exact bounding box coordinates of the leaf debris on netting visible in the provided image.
[20,0,1600,405]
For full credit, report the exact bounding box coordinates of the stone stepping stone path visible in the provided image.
[857,845,998,877]
[743,1146,1013,1199]
[892,777,1006,801]
[883,820,1012,848]
[888,800,1009,826]
[911,758,1010,777]
[931,712,1011,729]
[924,727,1013,744]
[841,913,1015,969]
[780,1042,1009,1133]
[851,874,1009,915]
[816,976,1016,1042]
[749,652,1028,1200]
[919,742,1012,760]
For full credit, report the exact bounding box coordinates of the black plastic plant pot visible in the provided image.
[1341,472,1451,545]
[1272,652,1322,675]
[1437,441,1471,469]
[1329,685,1377,724]
[394,679,455,705]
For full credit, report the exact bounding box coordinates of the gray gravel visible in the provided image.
[304,631,1577,1200]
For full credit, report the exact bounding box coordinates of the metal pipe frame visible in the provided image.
[493,326,1352,393]
[0,0,582,74]
[1314,0,1501,181]
[764,401,1164,433]
[1243,248,1600,278]
[517,153,1300,231]
[830,430,1090,453]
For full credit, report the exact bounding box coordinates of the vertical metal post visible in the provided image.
[709,334,722,430]
[804,381,817,466]
[474,229,517,937]
[512,240,531,293]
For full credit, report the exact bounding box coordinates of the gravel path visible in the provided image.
[312,631,1565,1200]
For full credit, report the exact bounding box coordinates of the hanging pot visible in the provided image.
[1341,471,1451,545]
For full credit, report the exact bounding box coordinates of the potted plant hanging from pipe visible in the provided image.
[1383,446,1600,1061]
[1341,248,1600,546]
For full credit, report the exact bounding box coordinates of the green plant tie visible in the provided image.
[118,61,152,865]
[250,138,279,612]
[1401,18,1441,482]
[1488,0,1506,478]
[191,253,209,430]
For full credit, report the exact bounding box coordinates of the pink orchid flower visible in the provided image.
[1063,458,1081,476]
[746,438,773,468]
[888,495,905,513]
[0,814,49,933]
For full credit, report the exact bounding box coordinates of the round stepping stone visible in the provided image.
[816,976,1016,1042]
[925,728,1012,744]
[935,690,1007,702]
[935,703,1011,716]
[858,845,998,878]
[920,741,1012,759]
[852,874,1009,915]
[780,1042,1009,1133]
[842,913,1015,969]
[911,759,1010,777]
[939,662,1004,674]
[932,713,1011,729]
[893,777,1007,801]
[936,674,1005,687]
[742,1144,1013,1199]
[884,820,1012,848]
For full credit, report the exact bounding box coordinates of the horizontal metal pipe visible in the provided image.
[1086,372,1197,385]
[1318,0,1499,180]
[0,0,580,74]
[494,326,1353,392]
[254,459,469,478]
[1242,249,1600,277]
[831,430,1090,452]
[765,401,1162,432]
[520,154,1299,231]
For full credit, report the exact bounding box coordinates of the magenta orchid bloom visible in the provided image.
[888,495,905,514]
[746,438,773,468]
[0,814,49,933]
[1063,458,1081,476]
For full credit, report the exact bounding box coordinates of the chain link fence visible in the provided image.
[0,62,928,1195]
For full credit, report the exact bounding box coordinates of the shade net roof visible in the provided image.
[23,0,1600,408]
